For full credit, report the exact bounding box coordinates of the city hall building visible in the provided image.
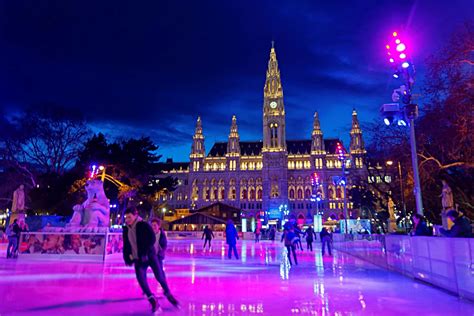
[158,45,367,227]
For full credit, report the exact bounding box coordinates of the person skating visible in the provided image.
[269,226,276,242]
[320,227,332,256]
[6,219,20,258]
[303,226,317,251]
[294,225,304,251]
[150,217,179,308]
[123,207,179,313]
[254,226,261,243]
[225,219,239,259]
[281,226,298,265]
[201,226,214,250]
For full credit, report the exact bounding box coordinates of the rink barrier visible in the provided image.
[332,234,474,301]
[15,230,270,261]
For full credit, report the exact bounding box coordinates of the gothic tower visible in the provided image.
[311,111,325,171]
[262,42,286,152]
[226,115,240,171]
[262,43,288,216]
[190,116,205,172]
[349,110,366,168]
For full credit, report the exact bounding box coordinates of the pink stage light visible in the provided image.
[393,31,398,37]
[399,53,406,59]
[395,39,401,44]
[389,58,394,63]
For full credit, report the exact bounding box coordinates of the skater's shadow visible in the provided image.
[24,297,143,312]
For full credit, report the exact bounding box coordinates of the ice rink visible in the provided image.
[0,239,473,315]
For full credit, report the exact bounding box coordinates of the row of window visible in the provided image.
[193,157,364,172]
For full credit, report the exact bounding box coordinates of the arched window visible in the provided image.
[257,188,263,200]
[250,189,256,200]
[219,188,225,200]
[289,189,295,200]
[242,189,248,200]
[297,189,303,200]
[305,189,311,199]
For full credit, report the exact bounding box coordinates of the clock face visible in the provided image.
[270,101,277,109]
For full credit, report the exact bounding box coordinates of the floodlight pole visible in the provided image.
[408,113,424,216]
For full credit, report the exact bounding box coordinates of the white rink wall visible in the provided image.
[333,234,474,301]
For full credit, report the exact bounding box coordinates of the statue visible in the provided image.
[67,179,110,232]
[440,180,454,210]
[440,179,454,229]
[12,185,26,213]
[387,197,397,233]
[11,185,26,223]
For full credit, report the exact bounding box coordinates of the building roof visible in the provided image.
[207,139,345,157]
[169,212,227,225]
[155,158,189,172]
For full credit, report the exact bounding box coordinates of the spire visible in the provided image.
[229,115,238,137]
[195,116,203,136]
[311,111,324,155]
[263,43,283,99]
[351,109,361,133]
[227,115,240,156]
[191,116,205,158]
[350,109,366,157]
[312,111,322,136]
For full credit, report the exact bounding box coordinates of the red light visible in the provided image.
[393,32,398,37]
[386,44,390,50]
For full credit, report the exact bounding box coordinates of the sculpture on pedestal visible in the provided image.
[440,179,454,229]
[387,197,397,233]
[11,185,26,223]
[67,179,110,232]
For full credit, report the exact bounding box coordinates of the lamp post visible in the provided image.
[336,143,349,234]
[383,31,424,216]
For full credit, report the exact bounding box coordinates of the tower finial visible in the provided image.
[271,40,275,48]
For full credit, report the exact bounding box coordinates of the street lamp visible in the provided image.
[336,142,350,234]
[382,31,424,216]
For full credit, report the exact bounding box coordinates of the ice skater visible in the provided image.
[254,226,261,243]
[123,207,179,313]
[201,225,214,250]
[6,219,20,258]
[225,219,239,259]
[294,225,304,251]
[320,227,332,256]
[281,226,298,265]
[269,226,276,242]
[303,225,317,251]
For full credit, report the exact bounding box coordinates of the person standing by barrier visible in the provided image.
[304,226,317,251]
[281,226,298,265]
[201,226,215,250]
[226,219,239,259]
[440,210,473,237]
[320,227,332,256]
[123,207,179,313]
[411,214,432,236]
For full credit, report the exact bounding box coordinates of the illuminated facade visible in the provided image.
[158,45,367,224]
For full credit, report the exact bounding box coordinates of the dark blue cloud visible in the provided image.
[0,0,472,160]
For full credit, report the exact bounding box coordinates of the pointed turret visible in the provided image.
[311,111,325,155]
[190,117,205,171]
[262,43,286,151]
[227,115,240,156]
[263,43,283,99]
[349,109,366,168]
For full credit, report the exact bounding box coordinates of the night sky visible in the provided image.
[1,1,472,161]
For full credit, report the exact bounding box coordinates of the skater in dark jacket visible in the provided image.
[320,227,332,256]
[303,226,317,251]
[225,220,239,259]
[202,226,215,249]
[281,226,298,265]
[123,207,179,313]
[440,210,473,237]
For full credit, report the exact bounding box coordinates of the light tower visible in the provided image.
[382,31,423,216]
